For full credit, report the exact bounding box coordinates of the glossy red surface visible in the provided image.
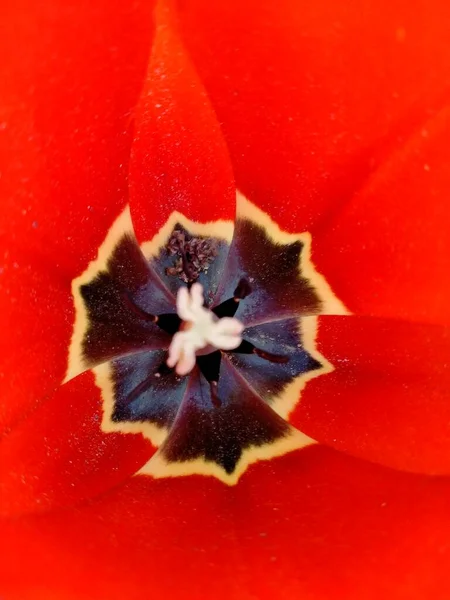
[1,0,450,597]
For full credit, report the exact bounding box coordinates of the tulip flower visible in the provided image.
[1,0,450,598]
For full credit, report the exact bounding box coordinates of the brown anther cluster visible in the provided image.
[166,229,218,283]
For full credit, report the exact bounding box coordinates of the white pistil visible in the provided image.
[167,282,244,376]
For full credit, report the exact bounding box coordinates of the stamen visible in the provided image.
[197,352,222,407]
[167,283,244,376]
[213,278,251,319]
[233,340,289,364]
[120,372,156,411]
[155,362,174,377]
[180,248,197,283]
[166,228,218,283]
[209,381,221,408]
[234,277,252,300]
[253,347,289,364]
[121,290,182,335]
[155,313,182,335]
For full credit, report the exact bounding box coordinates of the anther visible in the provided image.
[233,277,252,301]
[167,283,243,376]
[213,278,252,319]
[253,347,289,364]
[233,339,289,364]
[209,381,221,408]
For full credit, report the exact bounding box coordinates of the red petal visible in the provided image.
[0,371,152,517]
[0,2,155,428]
[0,255,73,434]
[177,0,450,232]
[2,448,450,599]
[312,107,450,325]
[0,0,155,275]
[129,2,235,243]
[294,315,450,475]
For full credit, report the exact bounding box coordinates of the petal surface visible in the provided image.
[312,108,450,325]
[177,0,450,232]
[294,315,450,475]
[0,255,73,434]
[0,0,155,274]
[2,448,450,599]
[129,1,235,243]
[0,0,156,430]
[0,371,152,517]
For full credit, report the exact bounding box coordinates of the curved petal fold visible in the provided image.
[0,255,73,434]
[294,315,450,475]
[312,107,450,325]
[129,1,235,243]
[0,0,156,276]
[0,0,156,431]
[2,448,450,599]
[178,0,450,232]
[0,370,153,517]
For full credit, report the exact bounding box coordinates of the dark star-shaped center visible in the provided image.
[66,195,346,483]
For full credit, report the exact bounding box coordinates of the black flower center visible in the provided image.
[68,202,339,482]
[124,255,291,405]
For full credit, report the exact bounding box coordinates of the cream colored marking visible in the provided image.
[235,191,350,317]
[231,192,348,420]
[64,206,135,383]
[270,316,333,420]
[141,211,234,262]
[136,191,349,483]
[65,191,349,485]
[138,428,316,486]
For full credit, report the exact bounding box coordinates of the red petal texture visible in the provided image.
[129,2,235,243]
[2,448,450,600]
[0,0,155,430]
[1,0,450,596]
[0,255,73,434]
[0,371,152,518]
[295,316,450,475]
[177,0,450,232]
[0,0,155,275]
[313,107,450,325]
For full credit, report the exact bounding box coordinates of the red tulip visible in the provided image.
[1,0,450,598]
